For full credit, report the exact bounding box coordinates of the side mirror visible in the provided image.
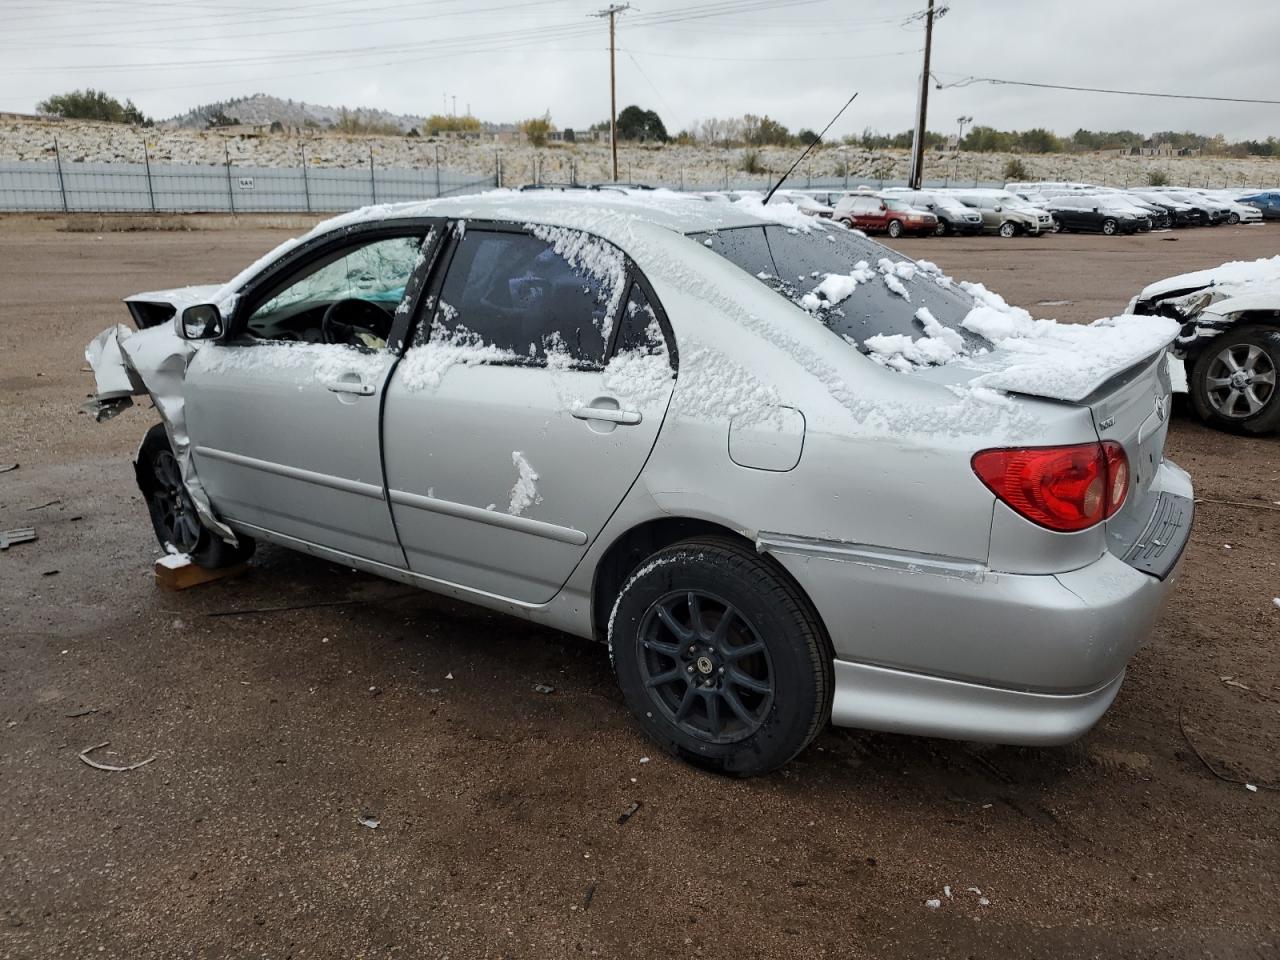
[1092,207,1100,213]
[180,304,225,341]
[993,205,1002,213]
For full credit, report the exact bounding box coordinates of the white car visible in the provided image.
[1128,256,1280,433]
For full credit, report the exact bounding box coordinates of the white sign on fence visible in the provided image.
[237,177,255,191]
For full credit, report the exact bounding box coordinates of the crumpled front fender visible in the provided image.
[84,321,238,546]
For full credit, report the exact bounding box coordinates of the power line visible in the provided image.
[939,76,1280,106]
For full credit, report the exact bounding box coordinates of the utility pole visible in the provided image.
[452,95,457,117]
[594,3,629,181]
[907,0,944,189]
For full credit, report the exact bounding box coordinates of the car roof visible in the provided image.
[307,188,800,240]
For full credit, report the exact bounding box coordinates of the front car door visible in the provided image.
[184,220,442,566]
[380,222,677,604]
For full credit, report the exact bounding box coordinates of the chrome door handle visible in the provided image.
[325,379,375,396]
[572,405,642,425]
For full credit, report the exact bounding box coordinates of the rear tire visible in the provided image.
[934,220,948,237]
[886,219,903,238]
[137,423,255,567]
[1187,326,1280,435]
[609,536,832,777]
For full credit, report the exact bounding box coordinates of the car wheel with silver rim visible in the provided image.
[609,537,832,776]
[886,219,903,238]
[1188,326,1280,434]
[998,220,1017,238]
[1101,218,1118,236]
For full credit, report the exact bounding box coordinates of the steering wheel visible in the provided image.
[321,298,392,347]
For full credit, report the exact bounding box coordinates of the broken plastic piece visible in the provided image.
[78,741,156,772]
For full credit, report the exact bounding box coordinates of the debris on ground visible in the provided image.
[357,814,381,829]
[24,499,61,511]
[617,801,642,826]
[65,708,98,718]
[583,881,598,910]
[78,741,156,772]
[533,683,555,694]
[925,899,941,909]
[445,672,454,681]
[0,528,37,549]
[638,756,650,764]
[0,463,19,474]
[1247,784,1259,793]
[41,569,59,577]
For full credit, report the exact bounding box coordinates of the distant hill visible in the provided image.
[163,94,427,132]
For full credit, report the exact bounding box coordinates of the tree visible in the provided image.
[521,111,553,147]
[424,113,481,137]
[1003,157,1030,181]
[796,128,820,145]
[616,104,669,142]
[38,88,151,125]
[206,110,236,129]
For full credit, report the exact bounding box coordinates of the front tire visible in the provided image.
[1228,212,1240,225]
[1187,326,1280,434]
[1101,218,1118,236]
[886,219,903,238]
[998,220,1017,238]
[609,537,832,777]
[137,423,254,567]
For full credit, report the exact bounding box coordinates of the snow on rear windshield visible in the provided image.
[691,225,985,354]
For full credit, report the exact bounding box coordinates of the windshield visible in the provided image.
[883,198,911,211]
[690,224,984,352]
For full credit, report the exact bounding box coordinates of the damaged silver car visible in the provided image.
[88,191,1192,775]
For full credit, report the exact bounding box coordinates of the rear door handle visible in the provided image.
[325,378,375,396]
[572,405,642,425]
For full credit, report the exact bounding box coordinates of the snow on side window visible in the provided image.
[525,223,628,344]
[600,283,674,408]
[414,228,614,367]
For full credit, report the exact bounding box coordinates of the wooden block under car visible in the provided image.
[154,554,247,591]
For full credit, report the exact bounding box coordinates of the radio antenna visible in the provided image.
[763,91,858,205]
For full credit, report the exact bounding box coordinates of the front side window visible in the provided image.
[245,234,424,345]
[425,228,624,367]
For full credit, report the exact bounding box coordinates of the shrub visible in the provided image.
[521,112,553,147]
[38,88,151,126]
[1003,157,1030,181]
[741,149,766,174]
[1147,169,1169,186]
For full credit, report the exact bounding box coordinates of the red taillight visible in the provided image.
[972,441,1128,532]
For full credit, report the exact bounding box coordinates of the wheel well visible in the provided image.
[589,517,833,655]
[1183,314,1280,362]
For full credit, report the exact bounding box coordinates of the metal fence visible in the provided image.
[0,155,499,214]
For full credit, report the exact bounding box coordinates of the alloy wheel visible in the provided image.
[637,590,775,745]
[150,449,201,553]
[1204,343,1277,419]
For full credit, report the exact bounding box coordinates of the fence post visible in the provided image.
[844,160,849,189]
[434,145,442,197]
[369,145,377,203]
[679,167,684,192]
[142,139,156,212]
[300,144,312,213]
[53,137,69,213]
[224,141,236,214]
[494,148,501,188]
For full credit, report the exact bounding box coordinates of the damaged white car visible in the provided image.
[1129,256,1280,434]
[87,190,1192,776]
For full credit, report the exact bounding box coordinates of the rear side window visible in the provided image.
[425,228,621,366]
[615,281,670,363]
[692,224,983,350]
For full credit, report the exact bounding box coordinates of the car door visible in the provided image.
[380,223,677,604]
[184,221,442,566]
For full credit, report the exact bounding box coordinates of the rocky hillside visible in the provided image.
[165,94,426,133]
[3,118,1278,190]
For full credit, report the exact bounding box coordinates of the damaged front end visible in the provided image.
[84,287,240,546]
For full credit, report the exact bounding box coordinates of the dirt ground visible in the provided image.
[1,215,1278,960]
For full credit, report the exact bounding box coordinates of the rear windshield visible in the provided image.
[690,224,983,350]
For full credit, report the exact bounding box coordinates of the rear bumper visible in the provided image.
[765,463,1192,744]
[831,661,1126,745]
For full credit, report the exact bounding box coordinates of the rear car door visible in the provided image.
[380,223,677,603]
[184,221,441,566]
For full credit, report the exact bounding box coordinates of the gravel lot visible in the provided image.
[1,216,1278,960]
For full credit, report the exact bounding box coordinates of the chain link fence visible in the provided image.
[0,150,499,214]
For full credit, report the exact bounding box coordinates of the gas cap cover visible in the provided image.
[728,406,805,472]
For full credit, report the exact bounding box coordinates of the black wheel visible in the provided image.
[1051,218,1064,234]
[998,220,1016,238]
[1187,326,1280,435]
[886,219,903,238]
[609,537,832,776]
[1228,212,1240,225]
[136,423,254,567]
[934,220,948,237]
[1101,218,1118,236]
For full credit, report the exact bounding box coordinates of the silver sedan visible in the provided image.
[87,191,1192,776]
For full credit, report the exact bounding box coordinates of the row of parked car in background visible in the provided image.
[775,182,1280,239]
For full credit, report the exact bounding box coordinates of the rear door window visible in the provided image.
[425,227,624,367]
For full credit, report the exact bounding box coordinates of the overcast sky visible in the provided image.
[2,0,1276,139]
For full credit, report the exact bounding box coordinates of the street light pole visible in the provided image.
[907,0,944,189]
[594,3,629,182]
